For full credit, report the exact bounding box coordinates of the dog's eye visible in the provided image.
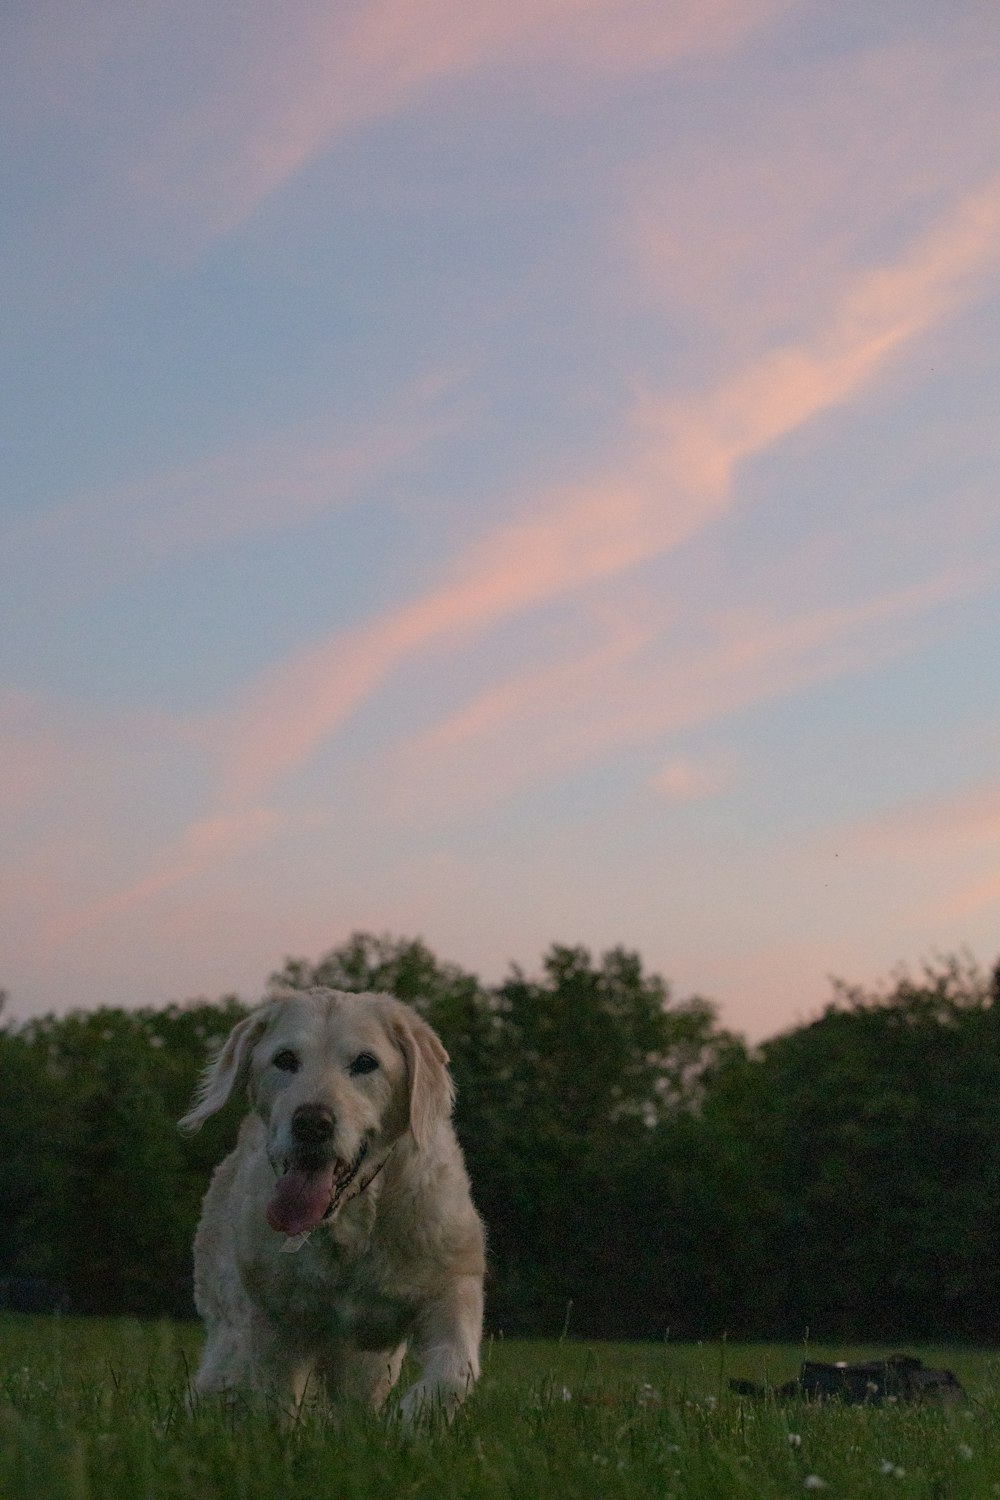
[349,1052,379,1076]
[272,1049,300,1073]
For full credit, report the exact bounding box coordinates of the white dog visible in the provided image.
[179,988,485,1419]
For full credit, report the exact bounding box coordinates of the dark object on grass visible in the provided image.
[729,1354,965,1405]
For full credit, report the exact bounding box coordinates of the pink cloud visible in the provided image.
[48,806,284,944]
[820,774,1000,930]
[382,559,995,823]
[641,176,1000,489]
[43,174,1000,931]
[128,0,792,236]
[853,782,1000,861]
[0,694,194,834]
[944,874,1000,922]
[416,609,652,755]
[626,28,1000,347]
[651,757,730,802]
[8,371,460,598]
[0,694,67,816]
[213,475,703,804]
[213,179,1000,808]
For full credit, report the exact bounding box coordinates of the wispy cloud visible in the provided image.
[2,372,462,601]
[945,875,1000,921]
[412,608,653,756]
[652,757,730,803]
[827,772,1000,926]
[626,25,1000,345]
[855,782,1000,861]
[47,807,285,943]
[640,175,1000,485]
[212,475,699,805]
[383,560,995,822]
[213,178,1000,805]
[129,0,792,238]
[0,694,68,816]
[45,173,1000,937]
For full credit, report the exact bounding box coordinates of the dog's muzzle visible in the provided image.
[266,1128,370,1238]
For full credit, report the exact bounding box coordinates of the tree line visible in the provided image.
[2,936,1000,1342]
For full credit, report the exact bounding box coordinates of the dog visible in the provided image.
[179,987,485,1420]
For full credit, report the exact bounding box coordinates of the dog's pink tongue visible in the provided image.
[266,1164,337,1236]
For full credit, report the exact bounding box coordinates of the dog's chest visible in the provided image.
[241,1225,417,1350]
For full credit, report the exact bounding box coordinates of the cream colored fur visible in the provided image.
[179,988,485,1420]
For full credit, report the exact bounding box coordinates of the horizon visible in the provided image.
[3,932,996,1049]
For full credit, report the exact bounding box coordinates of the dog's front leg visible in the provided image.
[399,1274,483,1422]
[196,1311,314,1420]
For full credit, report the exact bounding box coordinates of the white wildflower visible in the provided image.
[879,1461,905,1479]
[560,1386,572,1402]
[788,1433,803,1449]
[958,1443,973,1461]
[803,1476,828,1491]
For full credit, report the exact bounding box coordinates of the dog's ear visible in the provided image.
[178,1008,272,1133]
[393,1009,455,1151]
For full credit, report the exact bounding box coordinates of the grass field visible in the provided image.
[3,1314,1000,1499]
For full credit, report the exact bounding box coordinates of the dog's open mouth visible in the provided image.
[266,1140,369,1237]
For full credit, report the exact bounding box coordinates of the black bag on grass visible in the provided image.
[730,1354,965,1405]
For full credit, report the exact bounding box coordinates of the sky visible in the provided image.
[2,0,999,1042]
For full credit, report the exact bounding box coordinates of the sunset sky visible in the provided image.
[3,0,999,1040]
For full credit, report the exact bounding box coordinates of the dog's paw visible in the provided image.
[398,1380,457,1426]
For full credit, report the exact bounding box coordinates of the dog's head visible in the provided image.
[179,989,454,1237]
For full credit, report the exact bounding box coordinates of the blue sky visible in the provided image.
[2,0,999,1039]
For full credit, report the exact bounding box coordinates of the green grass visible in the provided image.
[3,1314,1000,1499]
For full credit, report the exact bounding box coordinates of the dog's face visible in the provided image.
[180,989,453,1238]
[253,993,411,1235]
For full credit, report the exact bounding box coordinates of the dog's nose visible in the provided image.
[291,1104,335,1145]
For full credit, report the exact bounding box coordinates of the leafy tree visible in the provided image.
[0,1024,65,1290]
[592,1104,763,1339]
[63,1046,187,1314]
[494,943,739,1132]
[485,944,745,1334]
[0,998,250,1316]
[706,955,1000,1339]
